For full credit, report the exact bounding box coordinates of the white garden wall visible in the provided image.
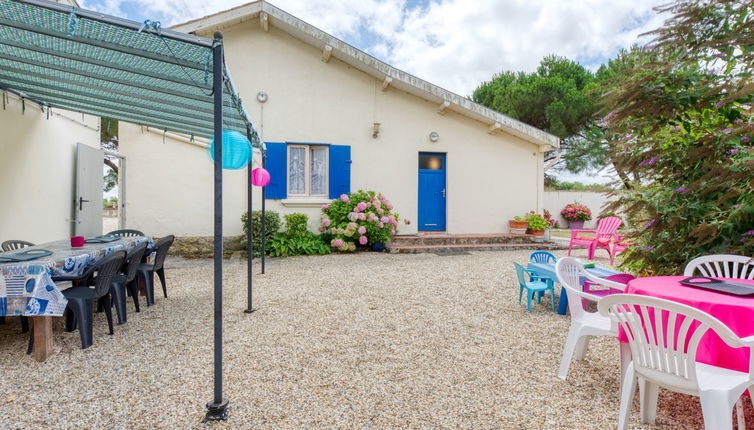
[543,191,616,229]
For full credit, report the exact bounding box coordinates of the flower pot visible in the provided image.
[568,220,584,229]
[370,242,386,252]
[526,229,545,236]
[544,229,551,241]
[509,220,528,231]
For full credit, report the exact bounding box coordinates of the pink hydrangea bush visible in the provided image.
[560,203,592,222]
[320,190,400,252]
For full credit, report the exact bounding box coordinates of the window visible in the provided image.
[287,144,329,197]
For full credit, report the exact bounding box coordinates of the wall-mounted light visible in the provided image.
[429,131,439,142]
[372,122,381,139]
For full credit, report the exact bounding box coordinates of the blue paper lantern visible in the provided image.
[209,130,252,170]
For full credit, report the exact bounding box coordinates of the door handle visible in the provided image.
[441,188,446,198]
[79,197,90,211]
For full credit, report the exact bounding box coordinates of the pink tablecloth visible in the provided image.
[623,276,754,373]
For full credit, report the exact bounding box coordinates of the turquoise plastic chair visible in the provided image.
[514,262,556,312]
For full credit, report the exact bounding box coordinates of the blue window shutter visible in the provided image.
[329,145,351,199]
[264,142,287,199]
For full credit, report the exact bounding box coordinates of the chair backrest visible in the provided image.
[530,251,556,264]
[595,217,622,242]
[1,240,34,252]
[123,242,148,283]
[513,262,529,286]
[92,250,127,299]
[152,235,175,271]
[107,229,145,237]
[555,257,626,321]
[598,293,750,393]
[684,254,754,279]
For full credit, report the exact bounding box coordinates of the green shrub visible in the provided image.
[241,210,281,257]
[268,233,331,257]
[525,212,549,230]
[284,213,309,238]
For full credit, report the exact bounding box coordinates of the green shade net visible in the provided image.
[0,0,259,144]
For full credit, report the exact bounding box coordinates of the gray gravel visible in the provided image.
[0,248,749,429]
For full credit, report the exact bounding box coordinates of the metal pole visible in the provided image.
[261,150,266,274]
[244,130,256,314]
[204,31,228,422]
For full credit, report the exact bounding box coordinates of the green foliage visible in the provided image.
[103,167,117,192]
[284,213,309,238]
[525,212,549,231]
[546,179,614,191]
[599,0,754,275]
[320,190,399,252]
[268,233,330,257]
[241,210,281,257]
[102,196,118,208]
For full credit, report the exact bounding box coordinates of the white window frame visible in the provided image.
[287,144,329,198]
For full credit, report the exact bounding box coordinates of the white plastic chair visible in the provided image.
[684,254,754,279]
[555,257,627,380]
[598,294,754,430]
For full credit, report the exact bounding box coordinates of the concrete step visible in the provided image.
[390,233,539,246]
[386,242,565,254]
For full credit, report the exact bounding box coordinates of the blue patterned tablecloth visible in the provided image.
[0,236,150,317]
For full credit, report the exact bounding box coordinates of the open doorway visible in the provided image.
[101,118,125,234]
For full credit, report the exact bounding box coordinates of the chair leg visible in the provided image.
[67,299,93,349]
[567,241,573,256]
[20,316,29,333]
[26,319,34,355]
[0,316,4,325]
[735,398,745,430]
[619,363,637,430]
[157,268,167,298]
[526,289,532,312]
[138,270,155,306]
[699,390,736,430]
[126,280,141,313]
[550,288,556,312]
[639,379,659,425]
[100,296,114,335]
[519,285,523,304]
[574,336,591,361]
[558,324,582,380]
[110,284,127,324]
[63,308,76,332]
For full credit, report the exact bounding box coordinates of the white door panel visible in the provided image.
[74,143,104,236]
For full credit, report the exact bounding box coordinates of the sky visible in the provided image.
[81,0,669,183]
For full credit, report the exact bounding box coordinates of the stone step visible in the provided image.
[390,233,538,246]
[386,242,565,254]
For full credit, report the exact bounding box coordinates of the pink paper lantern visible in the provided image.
[251,167,270,187]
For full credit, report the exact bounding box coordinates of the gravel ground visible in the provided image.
[1,248,750,429]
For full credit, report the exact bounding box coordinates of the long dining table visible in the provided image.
[0,236,150,361]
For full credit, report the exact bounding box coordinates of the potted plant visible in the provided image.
[509,216,528,234]
[560,203,592,229]
[525,212,549,236]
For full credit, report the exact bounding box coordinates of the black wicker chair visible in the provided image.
[136,235,175,306]
[1,240,34,332]
[54,251,126,349]
[1,240,34,252]
[110,242,148,323]
[106,229,145,237]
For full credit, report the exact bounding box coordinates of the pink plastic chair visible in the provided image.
[610,234,633,265]
[581,273,635,309]
[567,216,623,260]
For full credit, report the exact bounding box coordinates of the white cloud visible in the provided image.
[81,0,668,95]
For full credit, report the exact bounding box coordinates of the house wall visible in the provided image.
[120,19,545,237]
[0,95,100,243]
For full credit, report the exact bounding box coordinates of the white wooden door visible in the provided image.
[74,143,104,236]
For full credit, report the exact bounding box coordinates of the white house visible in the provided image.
[0,0,558,243]
[118,1,559,238]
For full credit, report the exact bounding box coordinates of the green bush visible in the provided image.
[241,210,281,257]
[284,213,309,238]
[268,233,331,257]
[525,212,549,231]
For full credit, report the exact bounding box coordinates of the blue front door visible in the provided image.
[418,153,446,231]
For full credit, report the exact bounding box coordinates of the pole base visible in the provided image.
[243,308,257,314]
[203,399,229,422]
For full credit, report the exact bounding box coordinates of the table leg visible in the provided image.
[31,316,54,362]
[557,286,569,315]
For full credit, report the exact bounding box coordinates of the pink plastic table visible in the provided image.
[623,276,754,372]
